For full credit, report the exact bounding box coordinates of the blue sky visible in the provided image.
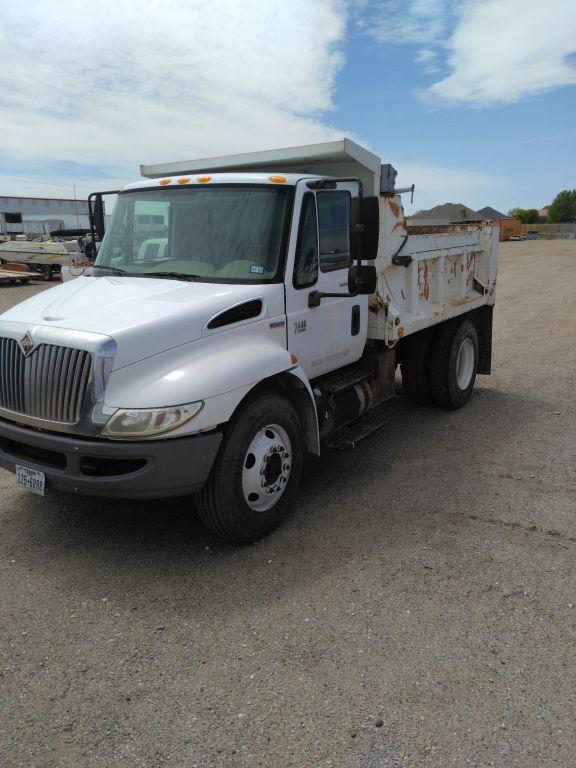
[0,0,575,213]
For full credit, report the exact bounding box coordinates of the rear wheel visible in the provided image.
[429,319,478,408]
[197,393,303,543]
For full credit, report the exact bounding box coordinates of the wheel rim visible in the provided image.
[242,424,292,511]
[456,337,475,389]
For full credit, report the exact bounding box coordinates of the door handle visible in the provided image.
[351,305,360,335]
[308,289,357,308]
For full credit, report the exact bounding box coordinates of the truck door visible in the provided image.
[285,181,368,378]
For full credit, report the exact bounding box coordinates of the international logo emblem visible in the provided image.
[19,332,35,356]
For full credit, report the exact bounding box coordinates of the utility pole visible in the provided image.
[73,181,80,227]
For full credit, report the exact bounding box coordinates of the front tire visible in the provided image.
[429,319,478,408]
[197,393,303,543]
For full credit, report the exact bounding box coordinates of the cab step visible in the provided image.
[324,405,390,450]
[317,368,371,396]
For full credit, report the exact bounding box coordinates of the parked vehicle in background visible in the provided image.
[0,140,498,542]
[0,236,79,280]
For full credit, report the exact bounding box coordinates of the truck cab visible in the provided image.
[0,140,498,542]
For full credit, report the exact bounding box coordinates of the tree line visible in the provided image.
[508,190,576,224]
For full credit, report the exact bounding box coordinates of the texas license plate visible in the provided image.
[15,465,46,496]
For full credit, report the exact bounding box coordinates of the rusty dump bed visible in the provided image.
[368,198,498,345]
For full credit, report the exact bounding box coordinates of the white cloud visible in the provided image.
[362,0,576,107]
[415,48,441,75]
[0,0,512,211]
[427,0,576,106]
[0,169,115,200]
[359,0,449,45]
[0,0,347,196]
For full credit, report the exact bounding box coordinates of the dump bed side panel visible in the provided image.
[368,197,498,344]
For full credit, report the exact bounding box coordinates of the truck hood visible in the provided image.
[0,276,285,368]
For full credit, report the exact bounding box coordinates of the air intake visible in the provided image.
[207,300,263,330]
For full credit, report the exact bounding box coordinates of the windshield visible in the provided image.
[94,185,291,282]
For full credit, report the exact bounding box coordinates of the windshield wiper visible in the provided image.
[92,265,128,276]
[139,271,199,282]
[91,267,199,281]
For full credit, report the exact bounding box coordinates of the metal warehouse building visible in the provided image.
[0,196,91,236]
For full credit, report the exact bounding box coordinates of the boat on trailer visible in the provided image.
[0,238,79,280]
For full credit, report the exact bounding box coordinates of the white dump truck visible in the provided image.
[0,140,497,542]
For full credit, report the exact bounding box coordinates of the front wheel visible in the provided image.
[197,393,303,543]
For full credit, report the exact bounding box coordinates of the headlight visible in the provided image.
[102,402,203,439]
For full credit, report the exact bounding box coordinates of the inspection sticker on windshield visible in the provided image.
[16,465,45,496]
[250,265,264,274]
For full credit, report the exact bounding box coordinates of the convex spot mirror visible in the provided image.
[348,265,377,295]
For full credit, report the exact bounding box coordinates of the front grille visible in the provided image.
[0,338,92,424]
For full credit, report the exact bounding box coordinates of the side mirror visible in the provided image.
[348,264,377,295]
[360,196,380,260]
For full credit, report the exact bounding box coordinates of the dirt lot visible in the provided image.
[1,240,575,768]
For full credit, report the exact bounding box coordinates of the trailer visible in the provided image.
[0,238,79,280]
[0,139,498,542]
[0,263,43,284]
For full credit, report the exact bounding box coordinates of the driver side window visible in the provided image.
[293,193,319,289]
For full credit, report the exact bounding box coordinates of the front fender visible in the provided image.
[104,328,308,437]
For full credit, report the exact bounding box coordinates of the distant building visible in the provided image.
[0,195,91,236]
[476,206,510,221]
[477,205,521,241]
[408,203,482,227]
[408,202,523,240]
[538,207,549,219]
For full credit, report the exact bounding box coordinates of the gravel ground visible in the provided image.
[1,240,575,768]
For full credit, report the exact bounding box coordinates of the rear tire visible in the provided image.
[197,393,303,543]
[401,330,433,404]
[429,319,478,408]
